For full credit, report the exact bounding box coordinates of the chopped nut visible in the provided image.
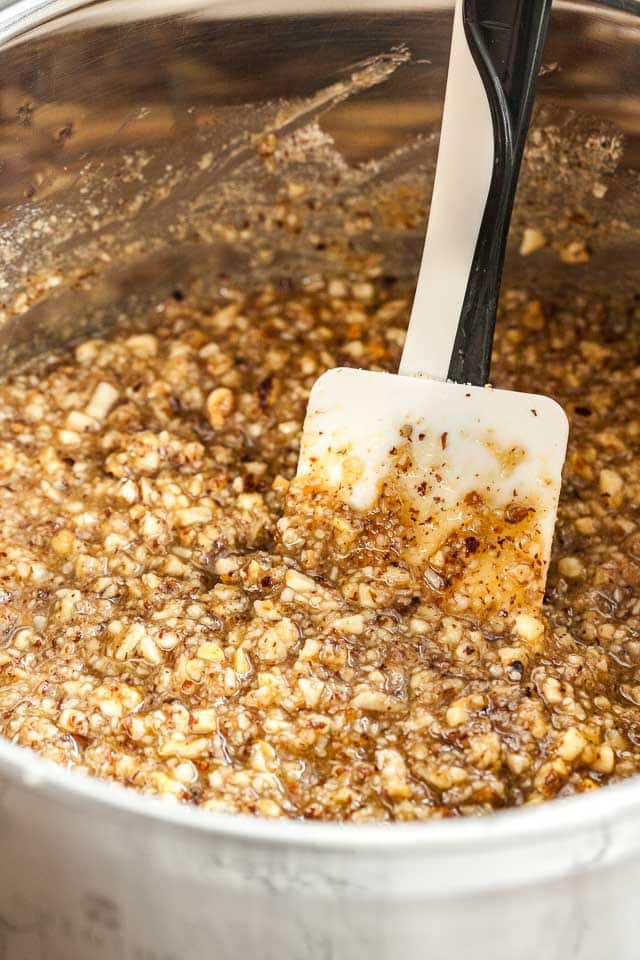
[558,556,584,579]
[513,614,544,644]
[298,676,325,708]
[331,614,364,635]
[66,410,98,432]
[206,387,235,428]
[541,676,564,705]
[521,299,546,331]
[558,726,587,763]
[174,506,213,527]
[575,516,597,535]
[86,382,119,421]
[284,568,318,594]
[197,642,225,663]
[139,634,162,665]
[256,619,299,663]
[590,743,615,774]
[256,131,277,156]
[191,708,217,734]
[560,240,590,264]
[376,748,412,800]
[534,758,568,795]
[158,736,209,759]
[599,468,623,500]
[352,689,395,712]
[125,334,158,357]
[519,227,546,256]
[51,529,77,556]
[58,708,88,737]
[115,622,146,661]
[468,732,501,770]
[233,647,252,674]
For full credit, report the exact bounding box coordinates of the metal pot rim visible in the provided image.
[0,0,638,48]
[1,729,640,857]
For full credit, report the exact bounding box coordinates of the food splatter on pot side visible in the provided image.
[0,281,637,820]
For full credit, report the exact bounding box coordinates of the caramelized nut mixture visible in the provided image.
[0,282,638,820]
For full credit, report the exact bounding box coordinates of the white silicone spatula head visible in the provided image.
[289,0,568,620]
[294,370,567,620]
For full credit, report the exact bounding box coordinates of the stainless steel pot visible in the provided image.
[0,2,639,957]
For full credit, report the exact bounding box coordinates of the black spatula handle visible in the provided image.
[447,0,552,386]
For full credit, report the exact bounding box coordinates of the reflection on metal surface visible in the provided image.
[0,2,637,375]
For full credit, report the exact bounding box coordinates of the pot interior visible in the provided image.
[0,0,638,369]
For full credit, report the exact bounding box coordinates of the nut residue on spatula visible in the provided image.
[283,473,547,630]
[291,367,564,625]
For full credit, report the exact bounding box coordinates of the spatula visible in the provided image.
[289,0,568,624]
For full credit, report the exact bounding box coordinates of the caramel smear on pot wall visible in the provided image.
[0,284,635,819]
